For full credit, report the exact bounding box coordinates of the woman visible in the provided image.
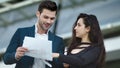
[52,13,106,68]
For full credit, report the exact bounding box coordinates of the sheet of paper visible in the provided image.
[23,36,52,61]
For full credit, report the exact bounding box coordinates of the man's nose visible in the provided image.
[47,19,52,24]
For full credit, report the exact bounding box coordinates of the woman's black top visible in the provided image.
[58,44,101,68]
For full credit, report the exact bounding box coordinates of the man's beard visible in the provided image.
[39,22,49,31]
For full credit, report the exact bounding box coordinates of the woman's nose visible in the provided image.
[74,26,77,30]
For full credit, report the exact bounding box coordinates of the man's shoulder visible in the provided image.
[49,31,63,40]
[17,25,34,31]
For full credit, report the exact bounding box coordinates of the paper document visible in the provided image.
[23,36,52,61]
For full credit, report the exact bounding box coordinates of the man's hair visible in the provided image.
[38,0,57,14]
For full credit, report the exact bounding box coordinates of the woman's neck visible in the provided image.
[81,35,91,43]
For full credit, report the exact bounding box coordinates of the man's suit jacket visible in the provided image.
[3,25,65,68]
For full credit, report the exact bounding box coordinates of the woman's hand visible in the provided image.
[52,53,60,58]
[64,63,69,68]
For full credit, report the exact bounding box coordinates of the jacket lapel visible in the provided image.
[48,31,54,41]
[29,25,35,37]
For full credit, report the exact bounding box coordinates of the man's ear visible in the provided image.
[36,11,40,17]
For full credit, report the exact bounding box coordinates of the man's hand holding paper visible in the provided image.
[22,36,52,61]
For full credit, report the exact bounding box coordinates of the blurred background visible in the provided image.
[0,0,120,68]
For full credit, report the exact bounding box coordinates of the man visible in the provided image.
[3,1,65,68]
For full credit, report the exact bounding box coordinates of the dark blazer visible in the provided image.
[3,25,65,68]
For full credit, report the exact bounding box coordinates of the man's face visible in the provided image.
[37,9,56,31]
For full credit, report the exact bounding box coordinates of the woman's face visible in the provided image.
[74,18,90,38]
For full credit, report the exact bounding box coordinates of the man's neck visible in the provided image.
[37,24,47,34]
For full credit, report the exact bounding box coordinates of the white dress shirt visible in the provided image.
[32,23,50,68]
